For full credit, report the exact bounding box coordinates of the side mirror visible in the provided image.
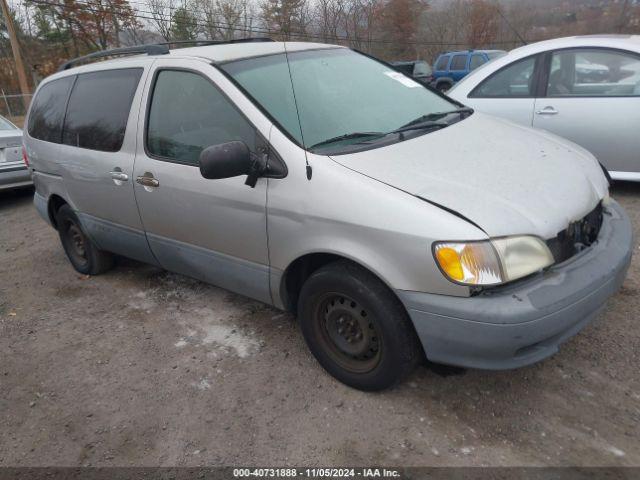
[199,141,252,180]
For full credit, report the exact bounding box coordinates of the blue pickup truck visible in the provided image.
[432,49,506,92]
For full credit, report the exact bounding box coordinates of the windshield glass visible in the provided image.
[0,116,16,130]
[222,48,458,153]
[413,61,432,76]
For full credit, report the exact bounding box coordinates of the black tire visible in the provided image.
[56,204,114,275]
[436,82,450,93]
[297,261,422,391]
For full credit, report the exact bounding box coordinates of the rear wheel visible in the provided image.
[436,82,451,93]
[56,204,114,275]
[297,261,422,391]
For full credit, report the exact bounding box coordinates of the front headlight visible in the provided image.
[433,236,554,286]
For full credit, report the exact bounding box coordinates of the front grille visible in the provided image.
[546,202,603,264]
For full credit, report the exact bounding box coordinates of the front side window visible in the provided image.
[450,55,468,71]
[435,55,450,71]
[222,49,457,153]
[547,48,640,97]
[469,54,486,71]
[147,69,256,165]
[470,56,537,98]
[62,69,142,152]
[28,76,74,143]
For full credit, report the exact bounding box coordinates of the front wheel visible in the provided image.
[56,204,114,275]
[297,261,422,391]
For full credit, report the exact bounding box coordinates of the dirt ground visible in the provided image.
[1,184,639,467]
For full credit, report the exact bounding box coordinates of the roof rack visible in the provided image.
[160,37,274,47]
[58,37,274,71]
[58,44,169,71]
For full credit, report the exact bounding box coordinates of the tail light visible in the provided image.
[22,146,29,167]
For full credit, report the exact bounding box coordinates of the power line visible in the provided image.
[495,5,526,46]
[26,0,532,48]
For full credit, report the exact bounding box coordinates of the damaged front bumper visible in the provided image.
[398,199,633,370]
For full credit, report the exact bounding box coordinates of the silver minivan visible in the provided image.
[25,40,633,391]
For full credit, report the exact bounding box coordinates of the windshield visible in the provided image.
[222,48,459,154]
[413,61,432,76]
[0,116,16,130]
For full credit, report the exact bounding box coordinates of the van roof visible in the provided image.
[50,41,343,79]
[168,41,341,63]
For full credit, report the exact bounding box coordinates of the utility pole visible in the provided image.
[0,0,31,110]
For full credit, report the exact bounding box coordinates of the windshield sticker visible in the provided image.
[384,71,422,88]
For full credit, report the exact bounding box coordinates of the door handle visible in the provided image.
[535,107,559,115]
[136,175,159,188]
[110,171,129,181]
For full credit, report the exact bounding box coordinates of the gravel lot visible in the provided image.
[1,184,639,467]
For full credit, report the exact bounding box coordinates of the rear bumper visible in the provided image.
[34,191,52,226]
[398,200,633,370]
[0,164,31,191]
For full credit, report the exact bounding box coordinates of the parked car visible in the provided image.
[448,35,640,181]
[432,49,506,91]
[25,40,632,391]
[0,115,30,191]
[390,60,433,85]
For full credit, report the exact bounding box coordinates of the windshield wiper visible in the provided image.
[308,132,385,151]
[391,120,449,135]
[394,107,474,132]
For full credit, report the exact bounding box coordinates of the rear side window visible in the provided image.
[470,56,537,98]
[450,55,468,71]
[28,76,74,143]
[62,69,142,152]
[146,69,256,165]
[435,56,449,71]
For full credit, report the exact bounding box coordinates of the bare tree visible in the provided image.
[466,0,498,48]
[198,0,255,40]
[315,0,345,43]
[342,0,380,52]
[147,0,177,40]
[260,0,310,40]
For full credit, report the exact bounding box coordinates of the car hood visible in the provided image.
[329,113,608,239]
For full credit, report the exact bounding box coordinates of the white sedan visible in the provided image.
[0,115,30,191]
[448,35,640,181]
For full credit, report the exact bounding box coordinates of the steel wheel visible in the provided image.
[62,219,88,267]
[315,293,382,374]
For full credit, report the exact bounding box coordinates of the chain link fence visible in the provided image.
[0,92,33,129]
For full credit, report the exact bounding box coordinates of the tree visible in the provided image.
[147,0,177,40]
[466,0,498,48]
[27,0,139,51]
[170,5,198,40]
[376,0,426,58]
[315,0,345,43]
[197,0,255,40]
[260,0,310,40]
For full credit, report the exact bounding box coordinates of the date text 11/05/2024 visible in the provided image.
[233,468,401,478]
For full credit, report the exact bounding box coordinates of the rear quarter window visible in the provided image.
[27,76,74,143]
[62,68,143,152]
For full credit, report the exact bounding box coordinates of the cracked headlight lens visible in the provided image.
[434,236,554,286]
